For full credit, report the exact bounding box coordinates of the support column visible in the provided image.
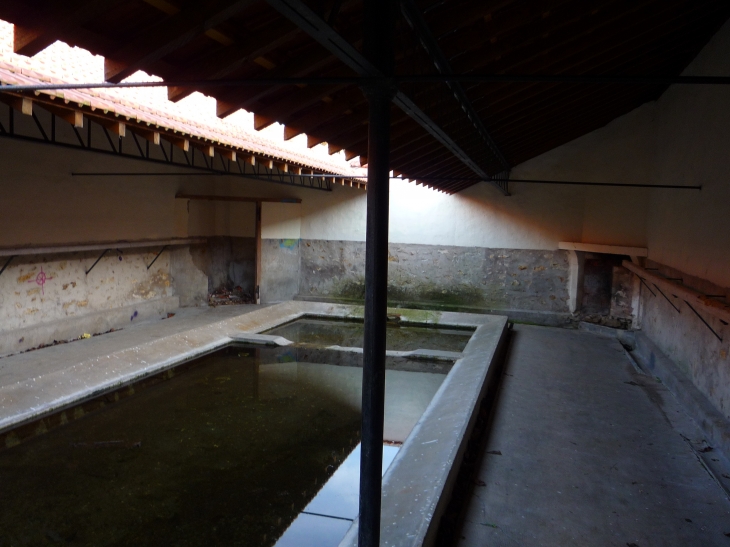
[255,201,262,304]
[567,250,585,314]
[359,1,394,546]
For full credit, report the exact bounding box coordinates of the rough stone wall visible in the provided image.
[610,265,634,319]
[0,248,181,354]
[638,260,730,420]
[170,247,208,307]
[298,240,571,313]
[190,237,256,294]
[261,238,300,303]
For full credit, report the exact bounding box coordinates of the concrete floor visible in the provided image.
[456,325,730,547]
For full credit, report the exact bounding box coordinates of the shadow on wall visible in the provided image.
[190,237,256,295]
[577,253,635,329]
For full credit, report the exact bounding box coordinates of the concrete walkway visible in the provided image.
[0,304,264,388]
[457,324,730,547]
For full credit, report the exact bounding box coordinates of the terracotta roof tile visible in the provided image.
[0,20,366,178]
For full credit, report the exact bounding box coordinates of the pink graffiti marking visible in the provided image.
[28,266,53,295]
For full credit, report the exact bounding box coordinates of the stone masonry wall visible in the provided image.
[298,240,571,314]
[0,247,182,355]
[638,260,730,420]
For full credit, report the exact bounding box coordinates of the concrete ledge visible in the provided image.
[578,321,636,348]
[295,295,572,327]
[0,300,510,546]
[632,331,730,459]
[0,301,311,433]
[338,315,510,547]
[0,301,501,435]
[316,345,464,362]
[228,333,293,346]
[558,241,648,256]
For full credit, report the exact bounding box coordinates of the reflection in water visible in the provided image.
[0,346,443,547]
[265,318,473,352]
[274,444,399,547]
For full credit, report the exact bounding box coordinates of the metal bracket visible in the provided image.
[86,249,110,275]
[653,283,680,313]
[146,246,167,270]
[0,255,15,277]
[684,300,723,342]
[638,277,656,297]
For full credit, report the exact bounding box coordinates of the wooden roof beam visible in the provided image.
[253,113,276,131]
[133,127,161,145]
[266,0,509,195]
[0,95,33,116]
[462,1,709,120]
[229,80,350,125]
[219,49,339,114]
[400,0,510,174]
[44,103,84,127]
[283,87,367,134]
[307,135,325,148]
[169,135,189,151]
[283,126,303,141]
[11,0,125,57]
[104,0,256,83]
[98,118,126,137]
[166,26,301,102]
[14,25,54,57]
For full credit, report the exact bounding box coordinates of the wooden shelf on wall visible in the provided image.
[623,260,730,325]
[0,238,207,258]
[559,242,648,257]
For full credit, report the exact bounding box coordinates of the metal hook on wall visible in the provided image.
[146,246,167,270]
[639,277,656,297]
[0,255,15,277]
[684,300,723,342]
[86,249,110,275]
[653,283,681,313]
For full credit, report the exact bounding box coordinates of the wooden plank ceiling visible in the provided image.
[1,0,729,193]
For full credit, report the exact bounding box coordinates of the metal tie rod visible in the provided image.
[3,74,730,92]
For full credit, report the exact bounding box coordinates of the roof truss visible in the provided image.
[266,0,511,195]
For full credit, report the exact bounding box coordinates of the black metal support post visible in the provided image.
[684,300,724,342]
[653,283,681,313]
[638,277,656,297]
[359,1,394,546]
[0,255,15,277]
[86,249,110,275]
[146,245,168,270]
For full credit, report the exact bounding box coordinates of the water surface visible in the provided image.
[265,317,473,352]
[0,345,444,547]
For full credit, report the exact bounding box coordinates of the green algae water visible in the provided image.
[264,317,473,352]
[0,346,446,547]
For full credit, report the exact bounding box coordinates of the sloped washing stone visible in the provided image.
[339,314,509,547]
[229,333,293,346]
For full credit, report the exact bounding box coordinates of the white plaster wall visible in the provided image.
[300,184,367,241]
[0,140,180,246]
[297,180,586,249]
[3,17,729,287]
[509,102,655,249]
[294,102,656,250]
[646,19,730,287]
[262,202,301,239]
